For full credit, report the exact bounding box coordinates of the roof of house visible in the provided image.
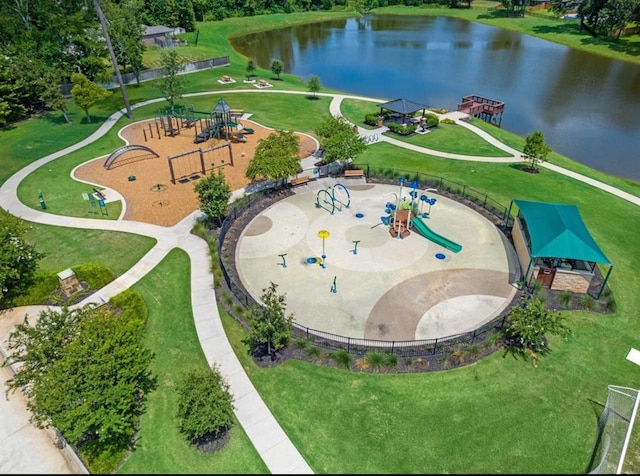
[142,25,174,37]
[513,199,611,264]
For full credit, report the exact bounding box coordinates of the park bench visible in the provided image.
[230,109,244,118]
[344,169,365,178]
[290,175,310,186]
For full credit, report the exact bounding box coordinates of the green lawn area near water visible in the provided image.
[2,10,640,474]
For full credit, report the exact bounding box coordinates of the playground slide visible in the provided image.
[411,217,462,253]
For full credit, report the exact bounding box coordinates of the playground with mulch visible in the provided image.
[74,116,317,227]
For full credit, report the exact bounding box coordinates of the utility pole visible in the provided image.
[92,0,134,120]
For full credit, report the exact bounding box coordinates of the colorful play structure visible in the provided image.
[193,98,254,144]
[316,183,351,214]
[147,99,254,145]
[383,178,462,253]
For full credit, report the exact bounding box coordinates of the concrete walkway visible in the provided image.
[1,88,639,475]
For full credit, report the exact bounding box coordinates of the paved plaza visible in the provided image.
[236,181,521,341]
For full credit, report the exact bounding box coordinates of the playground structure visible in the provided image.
[316,183,351,214]
[383,178,462,252]
[168,142,234,184]
[193,98,254,144]
[103,144,160,169]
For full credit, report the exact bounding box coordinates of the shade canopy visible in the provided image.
[377,98,428,116]
[513,199,611,265]
[213,98,231,113]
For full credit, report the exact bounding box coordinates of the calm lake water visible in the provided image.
[231,14,640,183]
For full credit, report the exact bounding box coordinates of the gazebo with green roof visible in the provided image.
[506,199,612,299]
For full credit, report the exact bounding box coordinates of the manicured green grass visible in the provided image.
[24,223,156,276]
[341,98,512,157]
[119,248,267,474]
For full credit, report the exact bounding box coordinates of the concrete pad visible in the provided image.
[236,183,518,342]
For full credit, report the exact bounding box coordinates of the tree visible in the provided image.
[41,69,71,123]
[193,169,231,227]
[307,75,321,99]
[503,298,573,367]
[245,129,301,184]
[154,48,186,112]
[70,72,111,123]
[270,58,284,80]
[93,0,134,120]
[3,296,156,448]
[522,130,551,173]
[0,209,44,307]
[106,0,146,87]
[247,281,294,357]
[175,365,235,450]
[314,116,367,164]
[245,59,256,81]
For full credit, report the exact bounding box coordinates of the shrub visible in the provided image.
[580,294,597,311]
[175,364,234,449]
[440,118,456,125]
[451,349,466,365]
[425,113,439,128]
[305,345,322,361]
[558,290,573,309]
[364,113,379,126]
[293,338,308,349]
[332,348,353,369]
[365,351,384,372]
[382,352,398,369]
[387,122,417,135]
[354,356,370,371]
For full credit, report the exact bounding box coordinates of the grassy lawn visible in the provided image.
[118,249,267,473]
[2,10,640,474]
[24,223,156,276]
[341,98,512,157]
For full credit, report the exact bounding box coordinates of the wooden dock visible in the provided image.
[457,95,505,126]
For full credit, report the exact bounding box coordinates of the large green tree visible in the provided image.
[3,293,156,449]
[0,209,44,307]
[193,169,232,227]
[245,129,301,184]
[246,281,294,357]
[314,115,367,164]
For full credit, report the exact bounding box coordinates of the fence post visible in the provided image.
[433,339,438,355]
[347,337,351,353]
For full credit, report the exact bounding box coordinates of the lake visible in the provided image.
[230,14,640,183]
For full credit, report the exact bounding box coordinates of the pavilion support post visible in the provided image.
[596,265,613,300]
[521,256,534,291]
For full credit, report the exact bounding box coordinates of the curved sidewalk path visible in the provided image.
[1,88,639,474]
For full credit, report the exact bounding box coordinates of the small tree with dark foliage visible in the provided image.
[194,169,231,227]
[247,282,294,358]
[503,298,572,367]
[175,365,235,452]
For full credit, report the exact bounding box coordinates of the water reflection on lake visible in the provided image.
[230,14,640,182]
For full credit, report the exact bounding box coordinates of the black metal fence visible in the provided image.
[217,169,522,358]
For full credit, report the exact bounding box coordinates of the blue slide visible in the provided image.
[411,217,462,253]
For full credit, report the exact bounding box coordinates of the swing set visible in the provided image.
[167,142,234,184]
